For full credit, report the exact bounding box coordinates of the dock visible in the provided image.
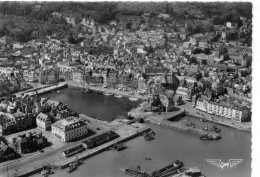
[16,119,151,177]
[58,125,151,169]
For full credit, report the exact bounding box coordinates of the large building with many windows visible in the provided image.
[51,117,88,142]
[195,97,250,122]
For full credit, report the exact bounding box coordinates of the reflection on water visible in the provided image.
[43,87,140,121]
[40,87,251,177]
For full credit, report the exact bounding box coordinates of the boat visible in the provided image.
[125,166,149,177]
[145,157,152,160]
[185,167,206,177]
[67,163,77,173]
[129,97,139,101]
[184,119,196,128]
[67,157,80,173]
[85,89,92,93]
[96,91,103,94]
[200,134,213,141]
[114,94,123,98]
[203,127,208,131]
[144,131,155,141]
[41,169,48,177]
[211,133,222,140]
[210,125,221,133]
[151,160,183,177]
[56,90,60,93]
[41,164,52,177]
[103,92,113,96]
[113,143,127,151]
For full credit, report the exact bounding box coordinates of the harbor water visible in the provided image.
[39,87,251,177]
[43,87,141,121]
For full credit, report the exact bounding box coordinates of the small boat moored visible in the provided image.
[67,157,80,173]
[103,92,113,96]
[114,94,123,98]
[210,125,221,133]
[129,97,139,101]
[145,157,152,160]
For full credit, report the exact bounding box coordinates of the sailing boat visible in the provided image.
[84,82,91,93]
[203,122,208,131]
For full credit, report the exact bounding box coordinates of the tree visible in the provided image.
[149,11,157,19]
[203,48,211,55]
[68,34,76,44]
[186,23,193,33]
[189,56,197,64]
[192,48,203,54]
[126,21,133,30]
[212,15,224,25]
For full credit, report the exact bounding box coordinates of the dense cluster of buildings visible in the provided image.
[0,11,253,162]
[12,132,48,154]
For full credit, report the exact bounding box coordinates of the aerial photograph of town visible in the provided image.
[0,1,257,177]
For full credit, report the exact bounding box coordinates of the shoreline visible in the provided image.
[0,110,150,177]
[128,101,251,132]
[67,81,151,101]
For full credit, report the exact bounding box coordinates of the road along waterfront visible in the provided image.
[29,87,251,177]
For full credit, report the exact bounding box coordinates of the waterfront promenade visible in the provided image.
[178,102,251,131]
[67,81,151,100]
[128,99,251,132]
[0,114,150,177]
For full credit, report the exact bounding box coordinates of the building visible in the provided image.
[0,35,12,45]
[158,14,170,19]
[52,117,88,142]
[39,67,59,84]
[82,131,119,149]
[0,137,16,162]
[195,96,250,122]
[12,132,48,154]
[0,112,36,135]
[36,113,52,131]
[176,87,191,100]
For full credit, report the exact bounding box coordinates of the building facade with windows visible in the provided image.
[195,98,250,122]
[51,117,88,142]
[36,113,52,131]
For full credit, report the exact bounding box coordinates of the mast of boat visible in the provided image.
[207,122,209,134]
[6,166,9,177]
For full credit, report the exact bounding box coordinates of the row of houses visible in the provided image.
[195,95,250,122]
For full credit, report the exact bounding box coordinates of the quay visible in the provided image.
[58,125,150,169]
[15,118,151,177]
[67,81,151,100]
[128,105,220,138]
[128,100,251,132]
[145,111,218,137]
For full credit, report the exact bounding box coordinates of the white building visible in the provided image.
[195,98,250,122]
[36,113,52,131]
[51,117,88,142]
[176,87,190,100]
